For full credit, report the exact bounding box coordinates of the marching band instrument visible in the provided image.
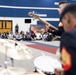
[34,56,62,75]
[28,12,58,30]
[0,39,33,60]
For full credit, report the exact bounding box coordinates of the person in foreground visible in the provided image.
[55,4,76,75]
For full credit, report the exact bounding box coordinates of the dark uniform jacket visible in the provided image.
[52,26,64,36]
[48,22,64,36]
[60,28,76,75]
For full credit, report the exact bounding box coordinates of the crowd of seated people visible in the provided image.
[0,30,54,41]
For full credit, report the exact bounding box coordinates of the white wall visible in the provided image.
[0,17,37,34]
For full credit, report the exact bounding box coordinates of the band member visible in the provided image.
[55,4,76,75]
[48,1,69,36]
[28,1,69,37]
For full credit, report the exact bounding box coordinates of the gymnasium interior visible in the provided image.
[0,0,75,75]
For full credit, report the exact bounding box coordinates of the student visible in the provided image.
[55,4,76,75]
[49,1,69,36]
[15,24,19,34]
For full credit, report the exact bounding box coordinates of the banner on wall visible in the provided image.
[30,24,47,33]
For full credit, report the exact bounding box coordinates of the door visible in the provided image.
[0,20,12,33]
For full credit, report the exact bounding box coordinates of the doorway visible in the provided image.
[0,20,12,33]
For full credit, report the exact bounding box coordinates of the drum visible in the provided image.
[34,56,62,75]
